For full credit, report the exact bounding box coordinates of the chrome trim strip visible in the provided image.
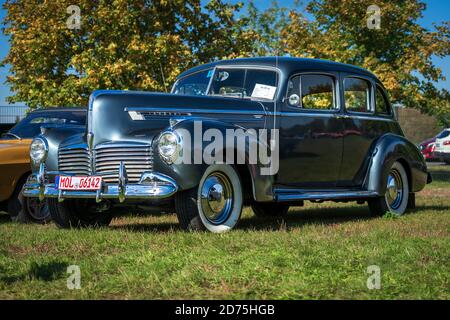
[124,106,267,116]
[274,189,379,201]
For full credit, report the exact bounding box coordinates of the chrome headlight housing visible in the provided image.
[157,131,181,164]
[30,138,48,164]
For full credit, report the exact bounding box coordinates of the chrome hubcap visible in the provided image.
[200,172,233,224]
[385,169,403,210]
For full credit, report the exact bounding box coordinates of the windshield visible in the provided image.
[436,130,450,139]
[172,67,279,101]
[6,110,86,139]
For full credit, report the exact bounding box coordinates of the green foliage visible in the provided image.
[1,0,253,109]
[246,0,294,56]
[281,0,450,124]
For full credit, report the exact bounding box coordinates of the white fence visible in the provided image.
[0,106,29,124]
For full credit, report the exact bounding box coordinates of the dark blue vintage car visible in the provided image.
[23,57,430,232]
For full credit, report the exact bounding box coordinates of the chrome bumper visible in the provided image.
[23,163,178,202]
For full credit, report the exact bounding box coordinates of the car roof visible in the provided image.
[177,57,377,80]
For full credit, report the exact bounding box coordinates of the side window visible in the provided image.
[375,85,391,115]
[172,69,212,96]
[244,69,278,100]
[344,77,371,113]
[287,74,335,110]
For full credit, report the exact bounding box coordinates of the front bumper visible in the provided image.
[23,163,178,202]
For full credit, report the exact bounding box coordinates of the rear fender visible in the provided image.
[364,134,428,195]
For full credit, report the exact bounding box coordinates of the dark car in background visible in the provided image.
[0,108,86,222]
[23,57,430,232]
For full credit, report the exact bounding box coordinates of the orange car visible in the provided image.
[0,108,86,222]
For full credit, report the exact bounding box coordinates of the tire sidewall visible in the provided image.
[197,164,243,233]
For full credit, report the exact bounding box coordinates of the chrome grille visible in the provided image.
[94,143,153,184]
[58,146,91,175]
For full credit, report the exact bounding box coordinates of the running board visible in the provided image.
[274,189,379,202]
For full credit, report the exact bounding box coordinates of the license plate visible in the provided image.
[56,176,102,190]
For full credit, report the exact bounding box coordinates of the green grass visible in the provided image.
[0,166,449,299]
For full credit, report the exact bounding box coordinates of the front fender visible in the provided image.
[35,126,86,172]
[364,133,428,195]
[152,119,275,201]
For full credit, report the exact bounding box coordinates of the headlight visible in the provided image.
[157,131,181,164]
[30,138,48,164]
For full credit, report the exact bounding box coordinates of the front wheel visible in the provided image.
[368,161,409,216]
[48,199,112,228]
[175,164,243,233]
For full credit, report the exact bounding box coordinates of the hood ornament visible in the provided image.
[87,132,94,152]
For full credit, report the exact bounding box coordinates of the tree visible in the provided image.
[246,0,293,56]
[281,0,450,124]
[1,0,254,109]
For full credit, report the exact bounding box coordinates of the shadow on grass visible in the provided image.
[0,261,68,285]
[110,201,449,233]
[409,204,450,213]
[110,221,179,233]
[0,213,11,224]
[237,205,372,231]
[110,205,374,233]
[429,172,450,183]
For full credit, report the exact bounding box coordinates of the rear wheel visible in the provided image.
[175,164,243,233]
[48,199,112,228]
[252,202,289,217]
[368,161,409,216]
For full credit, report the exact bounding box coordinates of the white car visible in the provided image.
[433,128,450,164]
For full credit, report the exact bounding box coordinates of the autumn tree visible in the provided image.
[246,0,292,56]
[281,0,450,124]
[1,0,254,108]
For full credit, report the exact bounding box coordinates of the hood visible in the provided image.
[0,139,32,149]
[0,139,32,165]
[89,90,268,146]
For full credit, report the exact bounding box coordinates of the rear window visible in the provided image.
[375,85,391,115]
[436,130,450,139]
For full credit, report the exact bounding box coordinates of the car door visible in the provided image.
[338,74,399,187]
[277,72,344,188]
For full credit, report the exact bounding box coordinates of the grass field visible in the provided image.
[0,165,449,299]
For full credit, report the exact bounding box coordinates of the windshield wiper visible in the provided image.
[2,132,22,140]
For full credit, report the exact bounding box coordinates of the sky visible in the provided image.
[0,0,449,106]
